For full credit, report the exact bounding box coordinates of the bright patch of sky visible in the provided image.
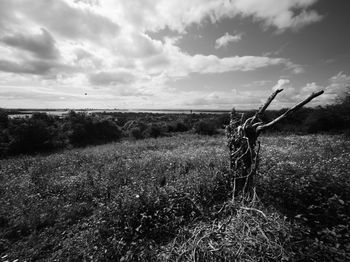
[0,0,349,109]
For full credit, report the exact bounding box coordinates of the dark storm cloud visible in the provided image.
[1,29,60,59]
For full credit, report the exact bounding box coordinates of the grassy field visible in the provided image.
[0,133,349,261]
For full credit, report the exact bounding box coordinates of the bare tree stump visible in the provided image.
[225,89,324,197]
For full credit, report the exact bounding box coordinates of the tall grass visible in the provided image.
[0,134,349,261]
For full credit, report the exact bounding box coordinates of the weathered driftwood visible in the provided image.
[225,89,324,196]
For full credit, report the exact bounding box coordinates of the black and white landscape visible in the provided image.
[0,1,349,261]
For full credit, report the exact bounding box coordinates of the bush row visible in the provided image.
[0,111,215,157]
[1,94,349,157]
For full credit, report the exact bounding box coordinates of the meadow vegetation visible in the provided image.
[0,94,349,260]
[0,92,349,158]
[0,133,349,261]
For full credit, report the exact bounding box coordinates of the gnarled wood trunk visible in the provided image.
[226,89,324,196]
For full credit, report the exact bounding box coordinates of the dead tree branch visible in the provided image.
[252,88,283,122]
[225,89,324,197]
[257,90,324,133]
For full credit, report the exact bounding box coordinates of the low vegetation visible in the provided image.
[0,133,349,261]
[0,93,349,261]
[0,110,223,158]
[1,92,349,158]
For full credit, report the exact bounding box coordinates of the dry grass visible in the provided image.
[0,133,349,261]
[159,195,291,262]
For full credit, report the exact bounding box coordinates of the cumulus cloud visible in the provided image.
[269,72,350,107]
[215,32,242,49]
[272,79,291,91]
[297,73,350,105]
[0,0,321,108]
[180,89,270,109]
[1,28,60,59]
[89,71,137,86]
[108,0,321,33]
[0,59,62,75]
[318,72,350,104]
[300,82,323,94]
[231,0,322,31]
[18,0,120,42]
[327,72,350,96]
[271,79,299,103]
[113,30,163,58]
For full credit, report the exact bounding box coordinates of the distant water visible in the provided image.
[8,109,230,118]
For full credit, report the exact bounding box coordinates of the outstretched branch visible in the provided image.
[243,88,284,127]
[256,90,324,133]
[225,88,324,197]
[255,88,283,118]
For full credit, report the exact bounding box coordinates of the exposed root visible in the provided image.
[158,199,291,262]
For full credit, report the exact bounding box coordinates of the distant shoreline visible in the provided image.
[3,108,231,113]
[5,108,232,118]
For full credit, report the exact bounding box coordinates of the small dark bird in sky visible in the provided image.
[84,93,87,95]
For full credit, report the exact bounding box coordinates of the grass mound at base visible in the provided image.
[159,199,291,262]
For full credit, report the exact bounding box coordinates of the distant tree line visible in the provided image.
[0,94,349,157]
[0,110,215,157]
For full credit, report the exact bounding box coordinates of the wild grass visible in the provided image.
[0,133,349,261]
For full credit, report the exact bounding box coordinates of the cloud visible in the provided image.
[108,0,322,33]
[215,32,242,49]
[113,30,163,58]
[0,59,61,75]
[271,79,299,103]
[269,72,350,107]
[298,73,350,105]
[178,89,269,109]
[89,71,137,86]
[287,10,323,31]
[136,37,302,81]
[300,82,323,94]
[272,79,290,91]
[187,55,295,75]
[325,72,350,100]
[33,0,119,41]
[0,0,120,41]
[0,89,78,101]
[1,28,60,59]
[244,80,274,88]
[0,0,319,109]
[231,0,322,31]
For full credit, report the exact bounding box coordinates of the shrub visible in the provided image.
[167,121,189,133]
[215,114,230,128]
[64,112,122,146]
[175,121,189,132]
[7,117,57,154]
[123,120,147,132]
[193,120,217,136]
[0,109,9,129]
[142,124,163,138]
[129,127,143,139]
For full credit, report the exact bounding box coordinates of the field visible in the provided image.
[0,133,349,261]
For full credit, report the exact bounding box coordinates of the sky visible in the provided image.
[0,0,349,109]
